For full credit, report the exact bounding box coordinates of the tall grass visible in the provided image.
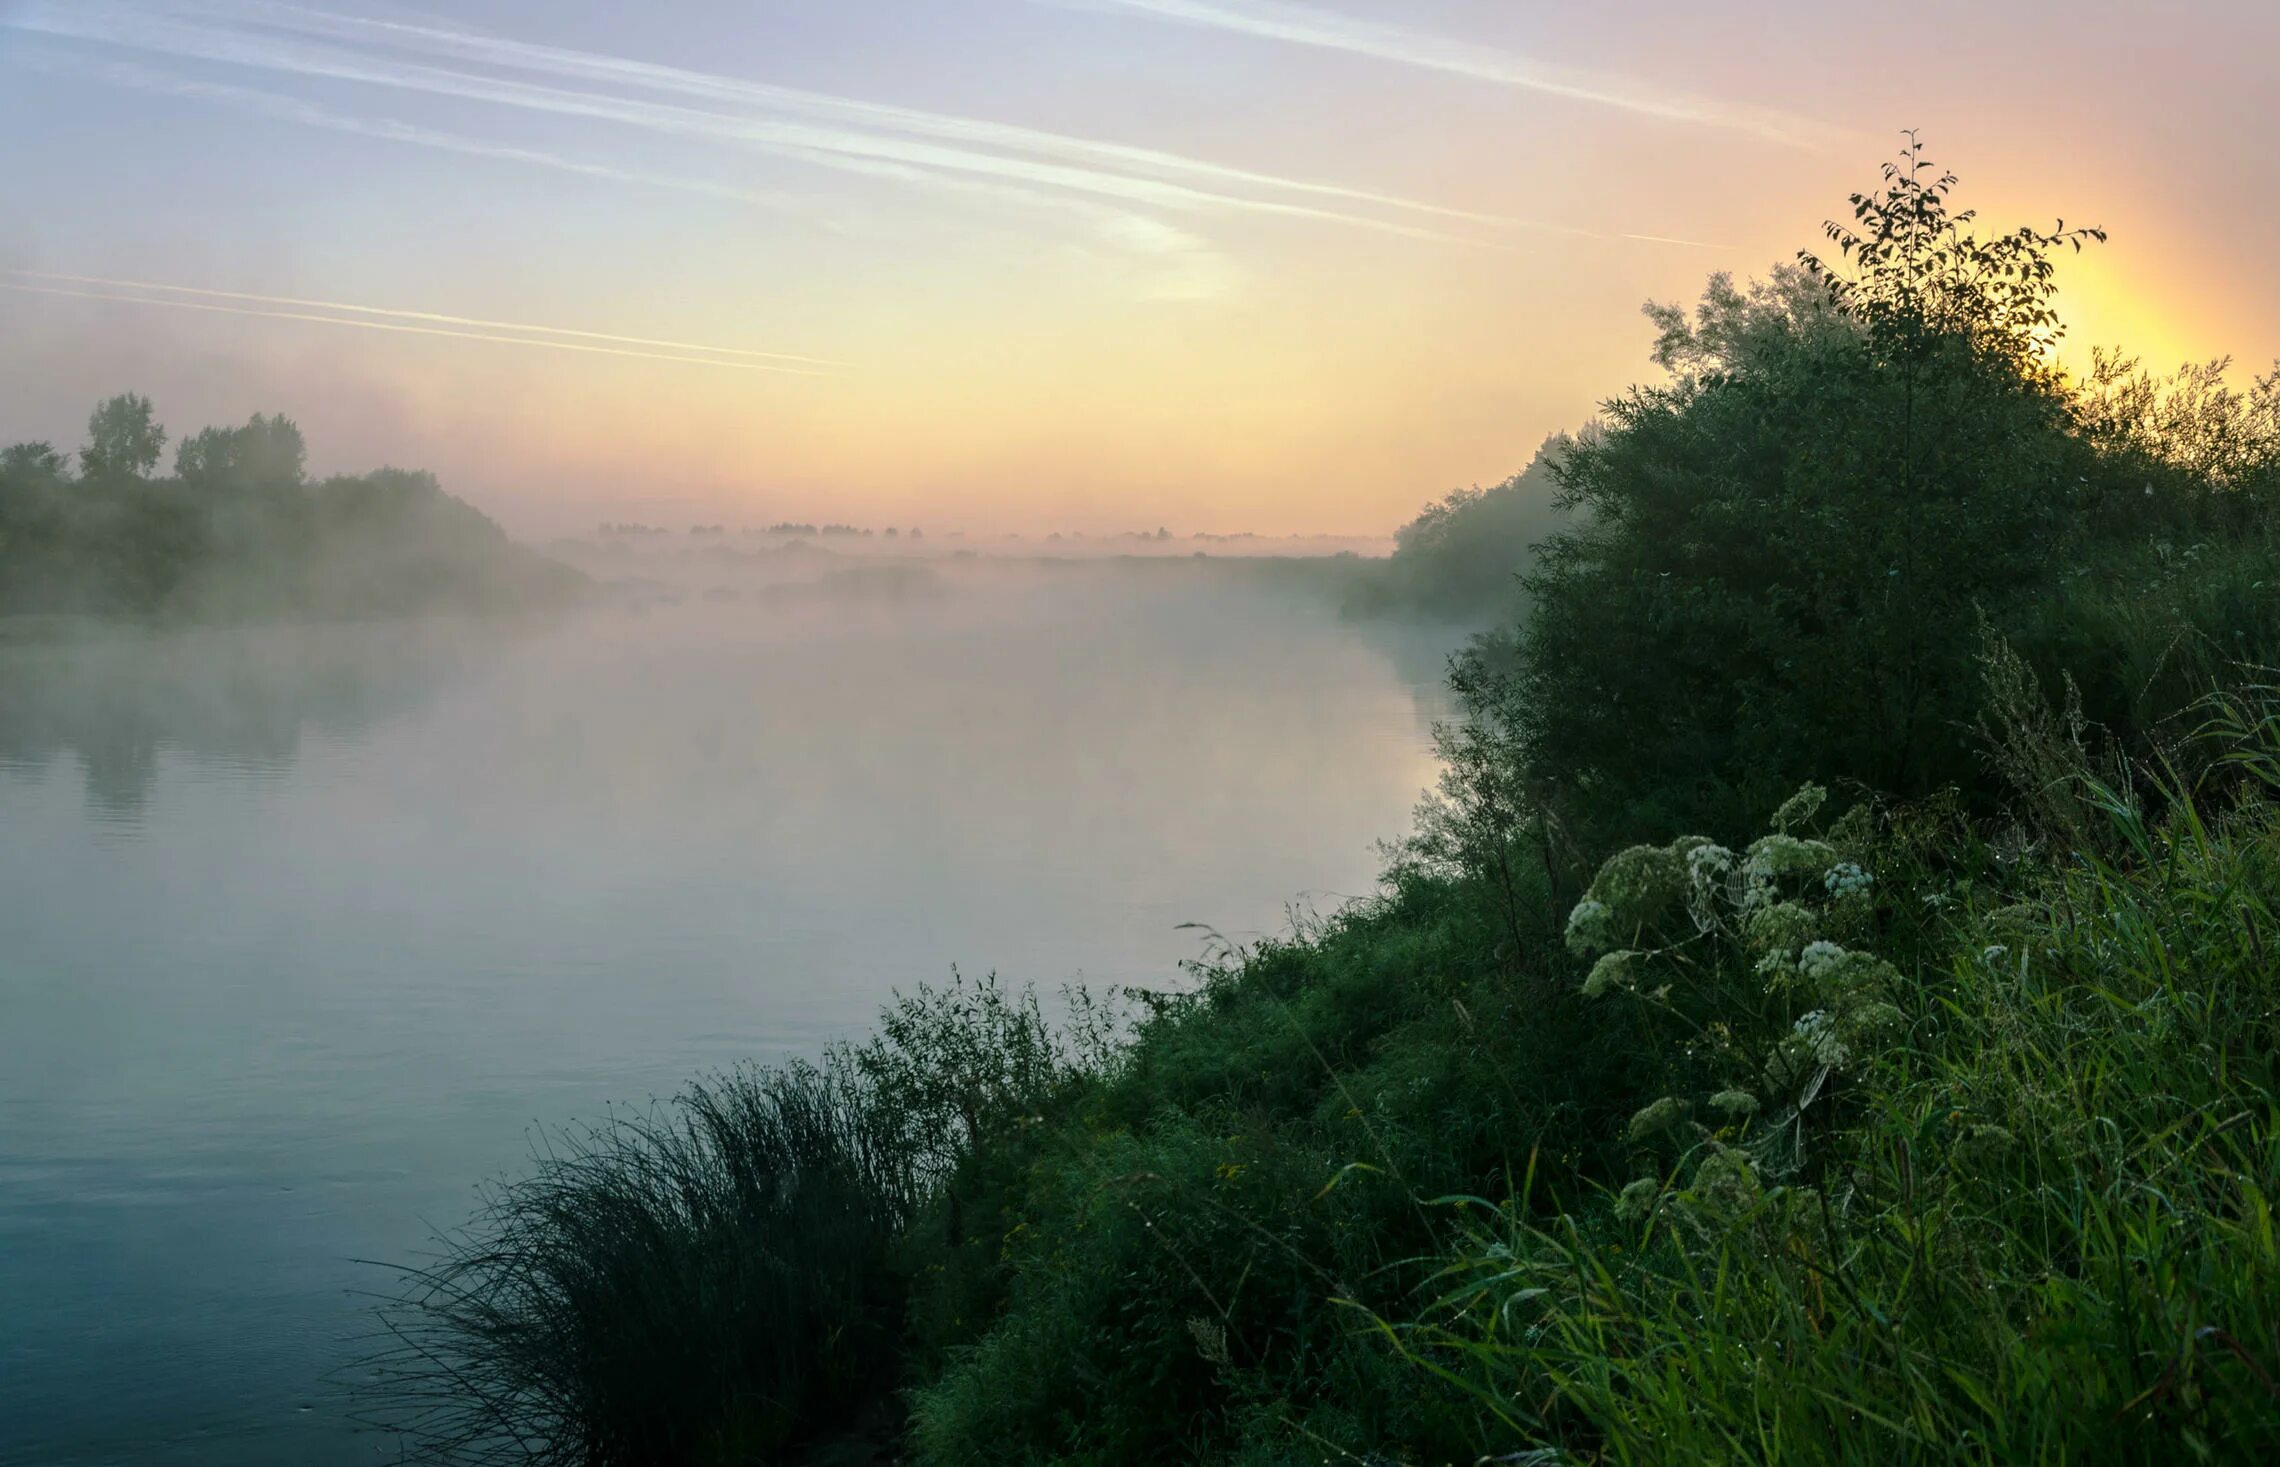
[1374,707,2280,1464]
[364,1061,915,1466]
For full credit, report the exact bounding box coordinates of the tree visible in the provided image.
[1799,132,2104,377]
[1354,435,1573,620]
[0,441,70,482]
[79,393,167,480]
[1474,139,2109,846]
[0,441,70,575]
[175,413,307,490]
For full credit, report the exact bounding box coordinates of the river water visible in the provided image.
[0,558,1456,1464]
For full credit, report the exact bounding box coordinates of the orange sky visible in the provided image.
[4,0,2275,536]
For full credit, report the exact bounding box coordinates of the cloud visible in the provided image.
[1033,0,1836,148]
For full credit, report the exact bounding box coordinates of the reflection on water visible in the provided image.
[0,562,1458,1466]
[0,622,485,821]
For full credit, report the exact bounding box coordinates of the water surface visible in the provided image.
[0,561,1454,1464]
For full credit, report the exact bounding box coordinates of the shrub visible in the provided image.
[365,1061,915,1466]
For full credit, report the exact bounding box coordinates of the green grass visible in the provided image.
[1378,758,2280,1464]
[364,1061,916,1466]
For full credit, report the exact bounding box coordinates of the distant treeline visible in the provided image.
[1345,436,1569,621]
[589,522,931,539]
[0,396,581,620]
[753,522,923,539]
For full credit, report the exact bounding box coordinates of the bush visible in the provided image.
[366,1062,916,1466]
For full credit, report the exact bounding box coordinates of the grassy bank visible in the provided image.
[369,141,2280,1463]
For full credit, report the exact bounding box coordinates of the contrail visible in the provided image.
[3,0,1722,251]
[235,1,1537,230]
[17,50,820,220]
[4,269,846,366]
[5,2,1480,244]
[0,283,836,374]
[1033,0,1836,149]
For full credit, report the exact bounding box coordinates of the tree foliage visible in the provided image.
[1454,138,2269,846]
[1,395,577,618]
[79,392,167,480]
[175,412,307,491]
[1347,436,1571,622]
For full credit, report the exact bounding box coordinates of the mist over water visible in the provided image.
[0,561,1456,1466]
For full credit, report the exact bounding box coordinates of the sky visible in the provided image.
[2,0,2275,536]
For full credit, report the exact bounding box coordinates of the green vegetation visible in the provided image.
[369,1062,919,1465]
[0,397,580,620]
[375,140,2280,1463]
[1345,436,1569,623]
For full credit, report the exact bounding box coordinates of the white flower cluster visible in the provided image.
[1626,1095,1685,1141]
[1566,898,1617,958]
[1685,842,1738,928]
[1798,939,1848,982]
[1770,781,1828,833]
[1823,862,1873,898]
[1615,1177,1663,1221]
[1741,833,1839,912]
[1792,1009,1851,1068]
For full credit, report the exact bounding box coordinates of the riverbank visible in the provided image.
[362,145,2280,1463]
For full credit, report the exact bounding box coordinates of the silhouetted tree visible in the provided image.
[4,396,577,619]
[1471,137,2113,844]
[175,413,307,490]
[1,441,70,481]
[79,393,167,480]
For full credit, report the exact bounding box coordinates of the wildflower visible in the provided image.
[1794,1010,1850,1067]
[1839,999,1907,1045]
[1627,1095,1685,1141]
[1770,782,1828,833]
[1684,841,1737,886]
[1708,1089,1759,1119]
[1683,841,1738,928]
[1582,949,1642,998]
[1743,834,1838,901]
[1798,940,1847,982]
[1744,900,1817,958]
[1806,948,1900,1009]
[1687,1147,1763,1225]
[1766,1011,1854,1091]
[1565,898,1617,958]
[1823,862,1873,898]
[1615,1177,1662,1221]
[1586,844,1687,927]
